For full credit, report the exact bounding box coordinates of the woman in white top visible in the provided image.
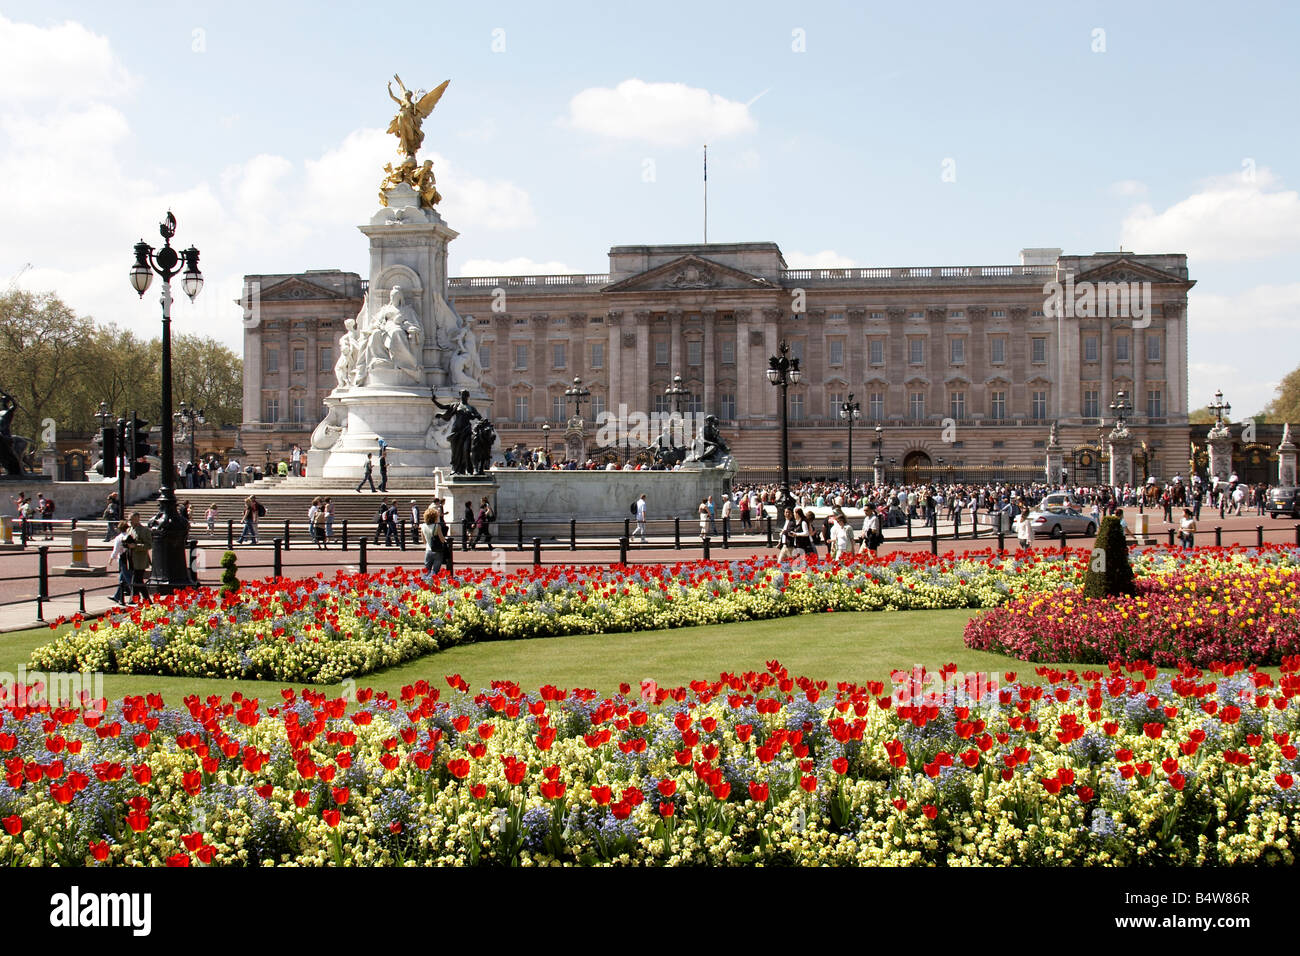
[1014,506,1034,550]
[421,506,446,575]
[829,514,852,559]
[777,508,798,561]
[108,520,132,603]
[205,504,218,535]
[1178,508,1197,548]
[860,506,883,555]
[698,499,710,538]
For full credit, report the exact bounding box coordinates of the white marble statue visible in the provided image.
[424,418,451,455]
[333,313,365,389]
[364,286,424,386]
[430,292,460,358]
[448,324,483,389]
[311,403,345,450]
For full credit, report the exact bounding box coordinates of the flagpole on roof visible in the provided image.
[703,144,708,244]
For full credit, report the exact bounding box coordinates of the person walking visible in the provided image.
[777,507,799,561]
[125,512,152,604]
[324,497,335,542]
[108,520,132,604]
[861,504,884,555]
[38,494,55,540]
[473,497,495,550]
[1178,508,1197,548]
[290,443,302,476]
[720,495,732,535]
[698,499,710,539]
[739,494,751,532]
[829,513,852,559]
[421,505,448,576]
[1232,482,1246,516]
[205,503,218,536]
[462,500,476,551]
[1014,505,1034,551]
[102,492,121,541]
[378,446,389,493]
[707,496,718,536]
[356,453,377,493]
[237,495,260,545]
[312,500,328,549]
[634,494,648,543]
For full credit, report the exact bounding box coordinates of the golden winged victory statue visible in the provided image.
[380,75,449,207]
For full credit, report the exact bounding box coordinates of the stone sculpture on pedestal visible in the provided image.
[432,390,483,476]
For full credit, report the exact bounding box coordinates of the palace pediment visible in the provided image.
[259,276,355,302]
[1071,257,1188,285]
[603,255,780,294]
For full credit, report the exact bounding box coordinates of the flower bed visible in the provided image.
[2,658,1299,866]
[965,558,1300,666]
[32,551,1085,684]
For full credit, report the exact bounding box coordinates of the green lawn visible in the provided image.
[2,608,1036,701]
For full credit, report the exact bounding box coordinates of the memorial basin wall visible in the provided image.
[486,466,736,523]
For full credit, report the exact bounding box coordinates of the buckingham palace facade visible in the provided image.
[240,243,1193,483]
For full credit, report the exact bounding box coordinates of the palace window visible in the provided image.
[868,392,884,420]
[990,337,1006,364]
[990,391,1006,420]
[1146,335,1162,362]
[479,345,491,370]
[1032,390,1048,420]
[720,394,736,420]
[1115,335,1130,361]
[264,398,279,423]
[514,344,528,370]
[908,338,925,365]
[318,346,333,372]
[655,341,669,366]
[513,395,529,422]
[1084,336,1098,363]
[590,394,606,421]
[829,339,844,366]
[552,395,566,422]
[590,342,604,369]
[791,340,805,365]
[553,343,567,369]
[292,348,305,373]
[688,340,703,366]
[1031,337,1047,364]
[869,339,884,366]
[909,392,926,420]
[789,393,805,421]
[720,340,735,365]
[1083,389,1099,418]
[949,337,965,364]
[291,397,306,424]
[1147,389,1163,418]
[266,348,279,373]
[950,391,966,419]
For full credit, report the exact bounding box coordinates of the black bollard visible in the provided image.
[765,513,773,546]
[998,529,1005,552]
[619,536,629,565]
[930,529,938,555]
[341,519,349,552]
[399,520,407,551]
[1215,526,1222,547]
[722,517,729,549]
[702,536,711,561]
[532,537,542,567]
[1295,524,1300,547]
[570,518,576,551]
[359,537,368,574]
[517,518,524,552]
[1258,525,1265,548]
[624,517,631,540]
[78,588,86,614]
[1167,528,1175,547]
[907,514,913,542]
[37,546,49,602]
[675,517,681,550]
[283,519,290,550]
[227,519,234,550]
[273,539,282,577]
[954,513,960,539]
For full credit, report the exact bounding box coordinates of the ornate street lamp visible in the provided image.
[541,423,551,462]
[767,340,801,511]
[1208,389,1232,429]
[565,376,591,421]
[665,373,692,451]
[129,211,202,593]
[838,393,861,487]
[1109,390,1132,430]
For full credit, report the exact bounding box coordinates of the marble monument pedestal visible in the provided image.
[312,386,464,479]
[432,470,499,524]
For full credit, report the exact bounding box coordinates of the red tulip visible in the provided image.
[658,802,675,818]
[1168,772,1186,791]
[892,798,908,811]
[800,775,817,793]
[922,804,938,820]
[748,781,769,802]
[126,810,150,833]
[165,853,190,867]
[1,815,20,836]
[196,845,216,865]
[832,757,849,775]
[293,790,309,809]
[88,840,109,861]
[332,787,349,805]
[591,785,612,806]
[470,783,487,800]
[321,809,341,828]
[1276,774,1294,790]
[657,779,677,798]
[182,832,204,851]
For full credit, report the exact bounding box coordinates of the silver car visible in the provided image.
[1030,505,1097,540]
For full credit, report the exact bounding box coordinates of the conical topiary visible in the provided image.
[1082,515,1134,598]
[220,550,240,595]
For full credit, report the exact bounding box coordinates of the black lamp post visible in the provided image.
[1208,389,1232,429]
[838,393,861,488]
[565,376,591,421]
[541,423,551,462]
[767,340,801,511]
[874,422,883,485]
[665,373,692,451]
[174,401,205,488]
[129,211,203,593]
[1109,389,1132,430]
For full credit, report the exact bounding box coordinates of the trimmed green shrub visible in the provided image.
[1082,515,1134,598]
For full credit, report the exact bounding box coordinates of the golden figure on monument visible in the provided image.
[380,75,449,208]
[386,75,449,159]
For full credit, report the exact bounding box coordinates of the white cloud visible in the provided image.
[785,249,856,269]
[0,15,134,101]
[1120,168,1300,261]
[562,79,756,147]
[453,257,579,277]
[1191,282,1300,332]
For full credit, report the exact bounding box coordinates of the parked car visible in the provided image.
[1030,505,1097,540]
[1268,487,1300,519]
[1038,492,1088,512]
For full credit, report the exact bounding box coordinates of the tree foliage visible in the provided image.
[1264,364,1300,425]
[1082,515,1135,599]
[0,289,242,446]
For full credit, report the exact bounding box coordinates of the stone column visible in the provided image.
[1207,423,1233,482]
[1278,423,1297,486]
[763,309,781,418]
[887,308,906,421]
[735,309,753,421]
[1164,302,1185,418]
[1100,322,1112,418]
[607,310,623,420]
[702,308,716,413]
[635,311,652,422]
[967,307,987,416]
[1045,433,1065,485]
[1108,427,1134,487]
[669,309,683,378]
[1009,308,1029,417]
[1133,328,1146,424]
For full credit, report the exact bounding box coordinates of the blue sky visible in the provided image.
[2,1,1298,414]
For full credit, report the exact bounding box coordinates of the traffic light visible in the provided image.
[129,417,151,477]
[101,425,117,479]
